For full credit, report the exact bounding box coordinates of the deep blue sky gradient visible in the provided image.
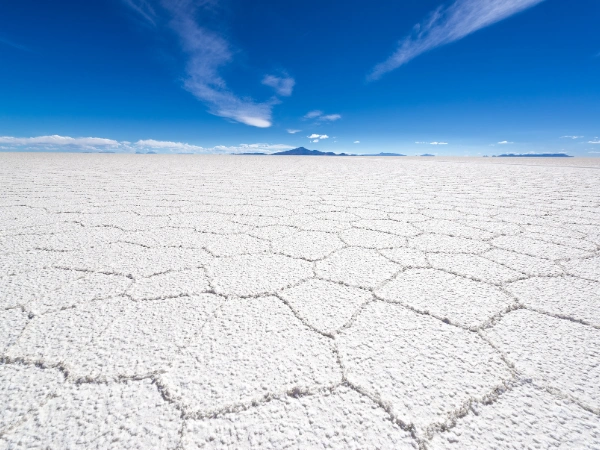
[1,0,599,155]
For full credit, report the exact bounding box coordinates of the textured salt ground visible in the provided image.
[1,154,600,449]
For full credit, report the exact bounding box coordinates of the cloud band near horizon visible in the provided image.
[0,135,295,154]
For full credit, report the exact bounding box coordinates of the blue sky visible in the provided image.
[0,0,599,155]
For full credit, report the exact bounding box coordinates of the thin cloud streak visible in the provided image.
[0,36,30,52]
[122,0,157,25]
[369,0,545,81]
[304,110,323,119]
[303,110,342,122]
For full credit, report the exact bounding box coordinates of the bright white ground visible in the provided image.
[1,154,599,449]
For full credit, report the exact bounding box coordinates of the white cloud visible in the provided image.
[0,135,120,150]
[312,139,319,143]
[122,0,157,25]
[588,151,600,154]
[369,0,545,80]
[588,140,600,144]
[262,74,295,96]
[286,129,301,134]
[354,141,360,144]
[304,110,323,119]
[0,135,294,154]
[138,141,294,154]
[561,135,583,139]
[430,142,448,145]
[122,0,293,128]
[498,140,514,144]
[303,110,341,122]
[135,139,205,152]
[228,143,295,154]
[415,141,428,144]
[308,134,329,139]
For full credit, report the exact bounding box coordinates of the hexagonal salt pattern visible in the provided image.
[7,295,223,380]
[207,254,313,296]
[506,276,600,327]
[338,302,513,438]
[375,268,515,329]
[279,279,372,334]
[0,308,29,354]
[315,247,400,289]
[2,154,599,448]
[160,296,341,414]
[0,379,182,449]
[429,383,600,449]
[271,230,344,260]
[182,387,418,449]
[485,310,600,409]
[0,364,64,432]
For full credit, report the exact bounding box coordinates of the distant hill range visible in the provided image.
[273,147,351,156]
[496,153,572,157]
[240,147,406,156]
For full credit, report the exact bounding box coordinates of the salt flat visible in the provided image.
[1,153,599,449]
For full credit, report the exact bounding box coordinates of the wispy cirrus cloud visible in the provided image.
[262,74,295,96]
[304,110,323,119]
[416,141,448,145]
[286,129,301,134]
[368,0,545,81]
[588,139,600,144]
[0,36,30,52]
[0,135,294,154]
[561,135,583,139]
[122,0,157,25]
[303,110,342,122]
[498,140,514,144]
[122,0,292,128]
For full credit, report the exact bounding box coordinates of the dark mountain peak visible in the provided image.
[273,147,341,156]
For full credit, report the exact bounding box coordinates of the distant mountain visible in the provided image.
[272,147,347,156]
[496,153,573,158]
[363,152,406,157]
[239,152,266,155]
[420,153,436,157]
[272,147,333,156]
